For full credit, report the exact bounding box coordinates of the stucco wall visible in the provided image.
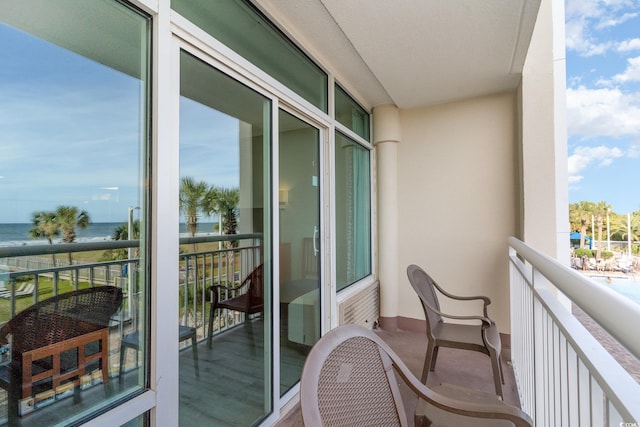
[395,93,517,331]
[521,0,570,262]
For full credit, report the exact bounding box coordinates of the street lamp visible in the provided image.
[128,206,140,318]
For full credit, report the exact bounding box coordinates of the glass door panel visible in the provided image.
[178,50,272,426]
[278,110,321,395]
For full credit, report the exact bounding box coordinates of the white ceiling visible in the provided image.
[253,0,541,110]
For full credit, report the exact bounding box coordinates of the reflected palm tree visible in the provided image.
[204,186,239,278]
[204,186,239,240]
[180,177,209,251]
[105,220,141,260]
[55,205,91,269]
[29,211,61,266]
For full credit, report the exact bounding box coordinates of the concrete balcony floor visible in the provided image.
[276,327,521,426]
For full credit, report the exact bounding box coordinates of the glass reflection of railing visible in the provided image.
[178,234,262,341]
[0,233,263,343]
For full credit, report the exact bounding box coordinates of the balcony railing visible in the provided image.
[509,237,640,426]
[0,233,262,347]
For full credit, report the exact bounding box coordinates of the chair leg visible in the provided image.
[430,346,439,371]
[119,345,127,383]
[191,334,199,377]
[207,304,215,349]
[490,353,504,399]
[421,342,436,383]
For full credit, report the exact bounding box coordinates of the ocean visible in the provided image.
[0,222,122,247]
[0,221,219,248]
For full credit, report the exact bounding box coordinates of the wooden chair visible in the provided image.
[207,264,264,349]
[300,324,532,426]
[407,264,504,398]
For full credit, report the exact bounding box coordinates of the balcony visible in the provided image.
[1,236,639,426]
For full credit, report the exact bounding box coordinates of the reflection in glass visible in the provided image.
[0,0,149,425]
[335,85,370,141]
[178,51,272,426]
[335,132,372,290]
[172,0,328,111]
[278,109,321,395]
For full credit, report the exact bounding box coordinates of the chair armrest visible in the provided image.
[383,344,532,427]
[429,279,491,316]
[430,279,491,305]
[414,383,532,427]
[420,296,493,326]
[210,282,245,293]
[438,312,493,326]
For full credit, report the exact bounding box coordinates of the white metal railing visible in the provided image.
[509,237,640,426]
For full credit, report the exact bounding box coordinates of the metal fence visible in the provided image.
[0,234,263,340]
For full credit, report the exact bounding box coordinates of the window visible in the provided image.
[172,0,328,112]
[0,1,150,424]
[335,132,372,290]
[335,85,370,141]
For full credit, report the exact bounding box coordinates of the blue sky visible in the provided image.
[0,23,238,224]
[2,3,639,223]
[565,0,640,214]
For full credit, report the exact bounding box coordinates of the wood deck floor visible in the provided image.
[178,319,308,426]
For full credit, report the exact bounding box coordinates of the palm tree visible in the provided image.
[55,205,91,267]
[204,186,240,239]
[204,186,240,276]
[592,201,611,259]
[611,211,640,245]
[103,220,141,261]
[29,211,61,266]
[180,177,209,237]
[569,201,595,249]
[179,176,209,251]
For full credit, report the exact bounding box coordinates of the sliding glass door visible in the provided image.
[278,110,322,395]
[178,50,272,426]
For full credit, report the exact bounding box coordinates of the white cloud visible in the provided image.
[596,12,638,29]
[617,38,640,52]
[565,0,639,56]
[565,19,612,56]
[566,86,640,138]
[613,56,640,83]
[568,145,624,184]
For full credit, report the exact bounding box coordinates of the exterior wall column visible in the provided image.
[373,104,401,329]
[520,0,569,264]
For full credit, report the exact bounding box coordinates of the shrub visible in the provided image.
[574,248,593,258]
[601,250,614,260]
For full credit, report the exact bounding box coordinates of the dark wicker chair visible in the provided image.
[0,286,123,417]
[207,264,263,349]
[407,264,504,398]
[300,324,532,427]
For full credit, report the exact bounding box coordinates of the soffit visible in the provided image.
[252,0,540,110]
